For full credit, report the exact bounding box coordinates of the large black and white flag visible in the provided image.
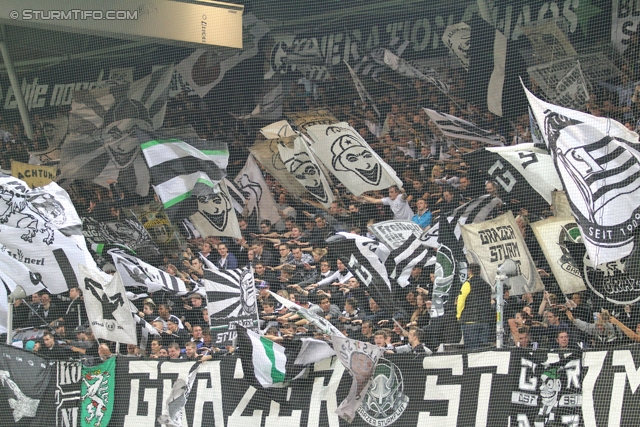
[370,48,450,94]
[82,216,161,263]
[234,154,281,224]
[277,135,334,208]
[327,233,394,312]
[525,85,640,266]
[202,268,259,346]
[223,178,246,214]
[189,180,242,238]
[306,123,402,196]
[58,66,174,197]
[467,17,527,118]
[0,177,96,294]
[423,108,504,145]
[463,143,563,214]
[141,134,228,223]
[111,251,189,294]
[79,265,137,344]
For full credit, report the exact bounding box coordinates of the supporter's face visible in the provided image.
[369,299,379,311]
[69,288,79,300]
[416,295,424,307]
[361,323,372,334]
[374,335,386,347]
[191,259,202,269]
[159,349,168,357]
[320,262,330,273]
[158,306,169,317]
[191,297,202,307]
[255,264,265,274]
[168,347,180,359]
[416,200,427,211]
[337,259,345,271]
[192,326,203,339]
[518,334,530,347]
[292,248,303,261]
[485,182,496,195]
[290,228,301,238]
[315,217,326,228]
[217,245,228,256]
[167,322,178,332]
[572,294,581,305]
[459,178,469,189]
[443,191,454,202]
[41,293,51,304]
[43,335,54,348]
[557,332,569,348]
[151,341,160,353]
[186,346,197,358]
[279,246,290,257]
[408,330,418,346]
[388,188,398,200]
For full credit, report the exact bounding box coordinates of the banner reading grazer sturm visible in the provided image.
[525,84,640,267]
[202,267,259,346]
[40,344,640,427]
[531,217,586,295]
[306,123,402,196]
[10,161,57,188]
[80,357,115,427]
[461,211,544,295]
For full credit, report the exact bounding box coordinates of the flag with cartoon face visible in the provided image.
[306,123,402,196]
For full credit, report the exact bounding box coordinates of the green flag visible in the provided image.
[81,357,116,427]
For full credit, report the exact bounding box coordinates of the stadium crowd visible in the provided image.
[3,39,640,364]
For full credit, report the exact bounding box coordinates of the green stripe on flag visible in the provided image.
[260,336,285,383]
[202,149,229,156]
[140,138,182,150]
[162,178,215,209]
[95,244,105,255]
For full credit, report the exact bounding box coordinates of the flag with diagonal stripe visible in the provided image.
[423,107,504,145]
[525,84,640,266]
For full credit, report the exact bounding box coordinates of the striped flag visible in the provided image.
[111,251,189,294]
[141,136,228,223]
[423,107,504,145]
[526,84,640,267]
[223,178,246,214]
[58,66,174,197]
[203,268,260,346]
[236,326,286,388]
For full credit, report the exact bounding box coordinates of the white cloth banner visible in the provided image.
[277,135,334,208]
[306,123,402,196]
[531,217,586,295]
[461,211,544,295]
[235,154,282,224]
[189,181,243,239]
[79,266,137,344]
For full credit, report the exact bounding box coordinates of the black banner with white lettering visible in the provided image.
[40,344,640,426]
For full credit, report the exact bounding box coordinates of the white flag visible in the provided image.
[306,123,402,196]
[79,265,137,344]
[234,154,281,224]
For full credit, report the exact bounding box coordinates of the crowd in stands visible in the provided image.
[4,41,640,363]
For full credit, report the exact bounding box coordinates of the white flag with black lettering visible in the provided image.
[79,265,137,344]
[525,85,640,266]
[461,211,544,295]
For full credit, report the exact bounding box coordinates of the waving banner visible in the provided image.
[306,123,402,196]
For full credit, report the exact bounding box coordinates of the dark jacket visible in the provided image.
[458,275,493,324]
